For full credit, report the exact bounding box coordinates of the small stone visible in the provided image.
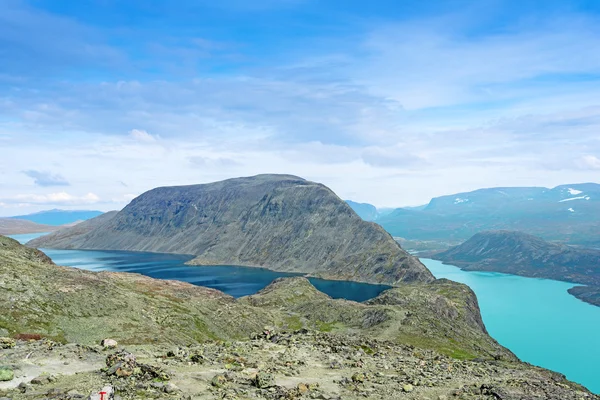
[67,389,85,398]
[297,383,309,394]
[0,366,14,381]
[31,375,51,385]
[254,372,275,388]
[163,383,178,393]
[101,339,118,349]
[351,372,365,383]
[403,384,414,393]
[18,382,31,393]
[0,337,16,349]
[211,374,228,388]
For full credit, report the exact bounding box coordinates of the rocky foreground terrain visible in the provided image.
[29,174,432,285]
[2,329,598,400]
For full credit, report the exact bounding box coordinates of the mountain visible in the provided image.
[432,230,600,306]
[377,183,600,247]
[345,200,378,221]
[9,209,104,226]
[2,236,597,398]
[29,175,433,285]
[0,218,58,235]
[2,234,504,358]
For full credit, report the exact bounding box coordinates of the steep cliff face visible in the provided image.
[29,175,433,285]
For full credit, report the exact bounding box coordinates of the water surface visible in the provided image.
[9,233,390,302]
[423,258,600,394]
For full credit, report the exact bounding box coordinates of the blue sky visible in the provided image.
[1,0,600,215]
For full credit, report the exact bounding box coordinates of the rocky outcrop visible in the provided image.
[28,175,433,285]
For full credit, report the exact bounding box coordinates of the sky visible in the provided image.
[1,0,600,216]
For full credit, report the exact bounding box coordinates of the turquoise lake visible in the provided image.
[422,258,600,394]
[8,233,600,393]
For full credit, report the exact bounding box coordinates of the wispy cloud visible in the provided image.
[22,170,69,186]
[1,1,600,214]
[1,192,100,206]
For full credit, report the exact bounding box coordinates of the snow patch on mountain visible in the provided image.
[559,196,591,202]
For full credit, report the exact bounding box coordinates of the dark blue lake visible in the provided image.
[9,233,390,302]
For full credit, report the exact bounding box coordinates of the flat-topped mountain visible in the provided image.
[378,183,600,247]
[0,218,59,235]
[433,230,600,306]
[29,175,432,285]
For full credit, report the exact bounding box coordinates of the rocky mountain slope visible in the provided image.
[0,218,58,235]
[29,175,433,285]
[1,236,598,399]
[432,230,600,306]
[377,183,600,247]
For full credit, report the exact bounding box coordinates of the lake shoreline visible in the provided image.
[422,258,600,394]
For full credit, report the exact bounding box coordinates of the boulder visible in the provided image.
[101,339,118,349]
[254,372,275,388]
[0,337,16,349]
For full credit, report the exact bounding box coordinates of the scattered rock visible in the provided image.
[31,375,51,385]
[0,338,15,349]
[18,382,31,393]
[254,372,275,388]
[101,339,118,349]
[0,366,14,382]
[351,372,365,383]
[403,383,414,392]
[163,382,178,393]
[211,374,228,388]
[297,383,309,394]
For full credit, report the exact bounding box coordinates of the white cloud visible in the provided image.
[1,192,100,206]
[129,129,158,142]
[577,155,600,170]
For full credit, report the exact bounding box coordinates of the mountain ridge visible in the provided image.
[432,230,600,306]
[377,182,600,247]
[29,174,433,285]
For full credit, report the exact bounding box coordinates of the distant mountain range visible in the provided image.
[348,183,600,247]
[30,175,433,285]
[9,209,104,226]
[432,230,600,307]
